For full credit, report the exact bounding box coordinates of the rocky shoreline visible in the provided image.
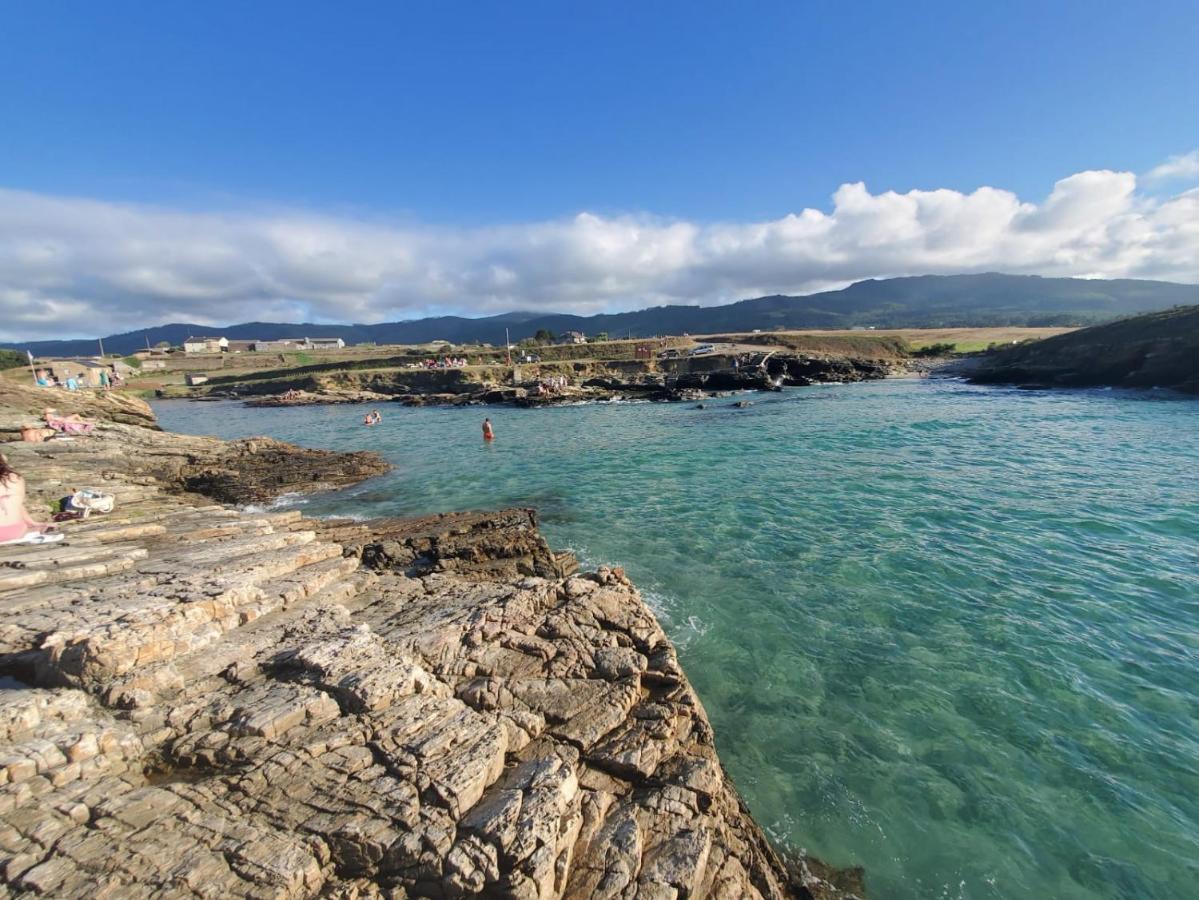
[0,385,862,899]
[195,353,899,411]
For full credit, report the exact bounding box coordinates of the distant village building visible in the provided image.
[183,336,228,354]
[250,337,345,352]
[555,331,587,345]
[249,339,299,352]
[224,340,258,353]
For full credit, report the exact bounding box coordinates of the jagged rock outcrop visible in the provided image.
[0,413,859,897]
[315,509,579,582]
[671,371,775,392]
[763,356,890,387]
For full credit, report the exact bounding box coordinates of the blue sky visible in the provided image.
[4,0,1196,221]
[1,1,1197,339]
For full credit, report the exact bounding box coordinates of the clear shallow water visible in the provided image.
[154,379,1199,899]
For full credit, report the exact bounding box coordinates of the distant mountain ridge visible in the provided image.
[6,273,1198,357]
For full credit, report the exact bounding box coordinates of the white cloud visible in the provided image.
[1145,150,1199,183]
[1,157,1198,341]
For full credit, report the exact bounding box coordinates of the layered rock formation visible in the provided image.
[0,379,159,430]
[0,380,390,506]
[0,410,858,898]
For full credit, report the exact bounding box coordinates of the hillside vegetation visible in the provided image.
[0,350,28,371]
[969,305,1199,394]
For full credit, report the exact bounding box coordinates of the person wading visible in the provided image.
[482,418,494,441]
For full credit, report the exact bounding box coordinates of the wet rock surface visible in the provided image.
[0,406,859,899]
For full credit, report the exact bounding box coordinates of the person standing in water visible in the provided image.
[482,418,494,441]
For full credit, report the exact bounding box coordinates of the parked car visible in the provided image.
[689,344,716,356]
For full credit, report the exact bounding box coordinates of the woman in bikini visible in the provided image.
[0,453,58,544]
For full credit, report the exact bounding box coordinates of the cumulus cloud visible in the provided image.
[1145,149,1199,183]
[2,157,1198,341]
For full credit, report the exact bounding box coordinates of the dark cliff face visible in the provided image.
[968,305,1199,394]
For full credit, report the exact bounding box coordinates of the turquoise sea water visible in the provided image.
[154,378,1199,899]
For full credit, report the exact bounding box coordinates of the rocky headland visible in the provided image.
[0,383,861,898]
[967,305,1199,394]
[213,353,898,411]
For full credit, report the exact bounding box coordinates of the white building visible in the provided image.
[183,336,228,354]
[250,337,345,351]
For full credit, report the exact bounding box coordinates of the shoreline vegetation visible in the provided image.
[0,379,862,899]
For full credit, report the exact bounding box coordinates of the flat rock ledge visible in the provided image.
[0,425,859,899]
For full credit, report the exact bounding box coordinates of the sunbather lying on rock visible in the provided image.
[0,452,62,545]
[42,408,96,434]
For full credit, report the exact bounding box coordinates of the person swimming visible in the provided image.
[482,418,494,441]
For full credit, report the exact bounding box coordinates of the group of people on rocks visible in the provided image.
[423,357,468,369]
[34,367,122,391]
[536,375,569,396]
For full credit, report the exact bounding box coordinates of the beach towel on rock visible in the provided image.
[0,531,64,546]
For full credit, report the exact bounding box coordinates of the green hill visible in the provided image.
[969,305,1199,394]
